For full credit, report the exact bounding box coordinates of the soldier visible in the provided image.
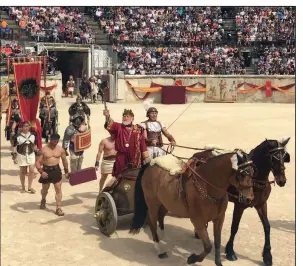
[63,116,88,173]
[66,75,75,98]
[5,99,22,164]
[12,121,39,193]
[39,94,58,143]
[140,107,176,159]
[68,95,90,125]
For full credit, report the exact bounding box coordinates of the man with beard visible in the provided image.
[68,95,90,125]
[140,107,176,159]
[103,108,150,178]
[63,116,87,172]
[39,94,58,143]
[36,133,69,216]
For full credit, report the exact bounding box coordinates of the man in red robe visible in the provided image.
[102,108,150,177]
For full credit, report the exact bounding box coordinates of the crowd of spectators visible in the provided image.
[91,7,225,46]
[0,18,14,40]
[254,44,295,75]
[8,7,95,43]
[114,45,246,75]
[235,7,295,45]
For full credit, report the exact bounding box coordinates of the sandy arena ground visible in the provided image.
[1,95,295,266]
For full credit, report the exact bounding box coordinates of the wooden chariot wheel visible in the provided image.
[94,192,118,236]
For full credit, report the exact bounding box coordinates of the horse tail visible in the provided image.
[129,163,150,234]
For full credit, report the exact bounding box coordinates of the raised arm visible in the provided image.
[103,109,119,135]
[95,139,105,171]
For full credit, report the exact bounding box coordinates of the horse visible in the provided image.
[192,138,291,266]
[129,151,255,266]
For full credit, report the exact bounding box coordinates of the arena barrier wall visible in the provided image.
[116,75,295,104]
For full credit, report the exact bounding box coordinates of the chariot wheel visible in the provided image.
[94,192,118,236]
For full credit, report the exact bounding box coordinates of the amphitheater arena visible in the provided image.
[1,6,295,266]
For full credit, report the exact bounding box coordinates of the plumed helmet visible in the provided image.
[146,107,158,117]
[122,109,134,117]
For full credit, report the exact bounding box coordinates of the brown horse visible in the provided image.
[192,138,291,266]
[129,152,255,266]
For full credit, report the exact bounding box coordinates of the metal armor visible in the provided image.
[144,121,163,147]
[68,102,90,121]
[15,134,35,156]
[63,125,78,150]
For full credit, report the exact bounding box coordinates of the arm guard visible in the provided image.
[62,125,76,149]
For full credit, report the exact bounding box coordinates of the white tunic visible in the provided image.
[16,132,36,166]
[140,121,166,159]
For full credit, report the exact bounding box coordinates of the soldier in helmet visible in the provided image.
[68,95,90,125]
[5,99,22,163]
[39,93,58,143]
[140,107,176,159]
[63,116,88,172]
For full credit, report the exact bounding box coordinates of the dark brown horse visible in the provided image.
[192,138,291,266]
[129,152,255,266]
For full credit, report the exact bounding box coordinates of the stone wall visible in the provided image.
[116,75,295,104]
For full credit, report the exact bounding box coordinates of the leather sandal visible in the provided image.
[55,208,65,216]
[28,188,36,194]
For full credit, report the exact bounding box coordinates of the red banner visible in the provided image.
[14,62,42,148]
[265,80,272,98]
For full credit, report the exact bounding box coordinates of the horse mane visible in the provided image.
[249,139,278,178]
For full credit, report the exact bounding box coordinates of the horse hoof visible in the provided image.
[187,254,198,264]
[158,252,168,259]
[226,253,238,261]
[263,257,273,266]
[194,232,200,239]
[263,251,273,265]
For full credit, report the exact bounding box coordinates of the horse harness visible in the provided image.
[251,146,288,190]
[185,157,254,204]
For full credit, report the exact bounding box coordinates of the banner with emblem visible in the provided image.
[14,62,42,148]
[74,129,92,152]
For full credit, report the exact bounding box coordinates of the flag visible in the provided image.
[265,80,272,98]
[14,62,42,148]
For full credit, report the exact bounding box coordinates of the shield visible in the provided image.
[69,167,97,186]
[74,129,91,152]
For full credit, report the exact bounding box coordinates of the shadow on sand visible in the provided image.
[1,184,21,192]
[270,219,295,233]
[1,169,19,176]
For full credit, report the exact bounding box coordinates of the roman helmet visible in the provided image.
[146,107,158,117]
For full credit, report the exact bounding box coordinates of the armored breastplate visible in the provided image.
[17,135,35,155]
[145,122,163,147]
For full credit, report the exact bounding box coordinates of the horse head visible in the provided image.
[230,150,255,204]
[264,137,290,187]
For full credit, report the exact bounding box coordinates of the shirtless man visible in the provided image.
[35,134,69,216]
[95,135,117,192]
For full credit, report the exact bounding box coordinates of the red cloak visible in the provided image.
[105,118,149,177]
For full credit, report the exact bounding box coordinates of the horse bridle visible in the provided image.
[188,157,254,204]
[251,146,288,189]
